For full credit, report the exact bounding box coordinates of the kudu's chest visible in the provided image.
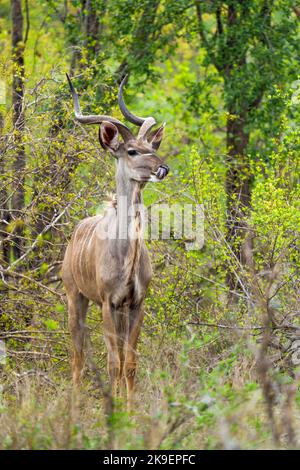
[97,239,153,307]
[68,216,152,307]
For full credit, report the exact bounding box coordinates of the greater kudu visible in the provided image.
[62,75,169,409]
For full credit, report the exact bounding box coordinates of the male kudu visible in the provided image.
[62,75,169,408]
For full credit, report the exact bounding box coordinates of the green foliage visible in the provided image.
[0,0,300,451]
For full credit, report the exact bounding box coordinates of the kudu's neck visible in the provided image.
[115,164,144,246]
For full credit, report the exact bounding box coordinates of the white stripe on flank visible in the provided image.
[78,220,98,284]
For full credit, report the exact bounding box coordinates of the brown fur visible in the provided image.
[62,121,168,409]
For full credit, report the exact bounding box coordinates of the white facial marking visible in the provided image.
[148,174,162,182]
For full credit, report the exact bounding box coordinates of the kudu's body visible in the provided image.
[62,75,169,408]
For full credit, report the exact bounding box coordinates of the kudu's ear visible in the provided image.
[99,121,120,153]
[147,123,165,150]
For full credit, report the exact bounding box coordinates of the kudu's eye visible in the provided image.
[128,149,138,156]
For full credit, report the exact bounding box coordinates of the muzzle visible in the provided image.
[156,165,169,180]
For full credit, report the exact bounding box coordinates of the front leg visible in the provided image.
[102,300,121,397]
[123,302,145,411]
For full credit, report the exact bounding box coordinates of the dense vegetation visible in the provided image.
[0,0,300,449]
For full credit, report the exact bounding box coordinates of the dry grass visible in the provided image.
[2,324,300,450]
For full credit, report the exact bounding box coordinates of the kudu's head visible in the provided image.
[66,74,169,185]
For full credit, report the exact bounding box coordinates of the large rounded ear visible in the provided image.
[99,121,120,153]
[147,123,165,150]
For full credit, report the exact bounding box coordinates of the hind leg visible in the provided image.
[67,290,89,386]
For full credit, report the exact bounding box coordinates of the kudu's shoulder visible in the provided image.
[71,215,104,240]
[72,195,117,235]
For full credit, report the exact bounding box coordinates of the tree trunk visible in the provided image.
[11,0,25,261]
[225,110,252,293]
[84,0,107,59]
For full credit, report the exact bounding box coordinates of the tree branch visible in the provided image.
[24,0,30,44]
[216,5,223,35]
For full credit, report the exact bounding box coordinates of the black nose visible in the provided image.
[156,165,169,180]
